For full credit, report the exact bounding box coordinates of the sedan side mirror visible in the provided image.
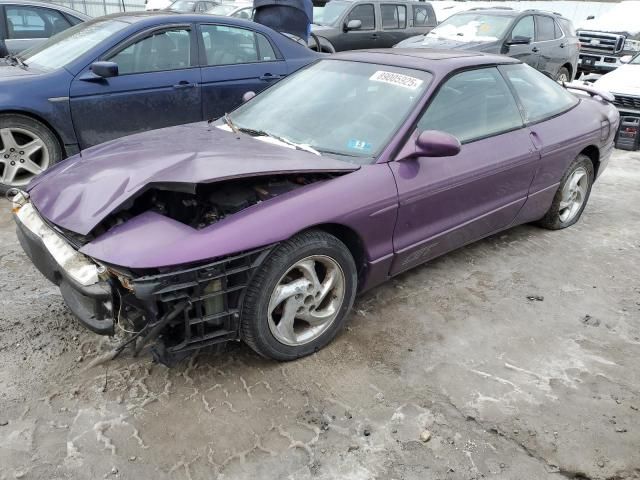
[242,91,256,103]
[91,61,119,78]
[345,19,362,31]
[620,55,633,64]
[506,35,531,46]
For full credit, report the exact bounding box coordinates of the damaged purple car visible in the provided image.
[12,50,619,365]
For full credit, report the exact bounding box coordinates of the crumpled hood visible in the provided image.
[395,34,495,50]
[594,64,640,97]
[28,122,358,236]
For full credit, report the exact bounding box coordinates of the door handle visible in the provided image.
[259,73,282,81]
[559,43,565,48]
[531,47,539,53]
[371,33,378,39]
[173,81,196,89]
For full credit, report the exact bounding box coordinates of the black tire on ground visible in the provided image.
[537,154,594,230]
[241,230,357,361]
[556,67,571,83]
[0,113,62,195]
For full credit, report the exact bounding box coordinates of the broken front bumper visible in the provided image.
[13,195,273,363]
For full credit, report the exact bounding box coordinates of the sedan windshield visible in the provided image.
[168,0,196,11]
[631,53,640,64]
[230,60,432,163]
[18,19,129,71]
[314,1,349,26]
[207,4,236,15]
[429,13,513,42]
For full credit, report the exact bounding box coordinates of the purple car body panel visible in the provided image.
[28,123,358,235]
[26,50,619,294]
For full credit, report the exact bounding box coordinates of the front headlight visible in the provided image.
[624,39,640,52]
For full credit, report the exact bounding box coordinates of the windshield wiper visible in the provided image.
[4,54,27,69]
[315,148,359,157]
[234,126,320,155]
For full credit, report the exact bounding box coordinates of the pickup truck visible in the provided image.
[310,0,436,52]
[576,1,640,76]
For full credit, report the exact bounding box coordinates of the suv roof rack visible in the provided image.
[522,8,565,17]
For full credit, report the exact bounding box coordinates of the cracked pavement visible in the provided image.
[1,149,639,480]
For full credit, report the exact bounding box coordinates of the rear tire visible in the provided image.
[0,114,62,195]
[556,67,570,83]
[241,230,357,361]
[537,154,594,230]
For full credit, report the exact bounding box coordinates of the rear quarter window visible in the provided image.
[501,63,578,124]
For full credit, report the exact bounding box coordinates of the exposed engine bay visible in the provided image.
[91,174,334,240]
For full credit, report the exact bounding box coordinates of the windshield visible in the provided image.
[632,53,640,64]
[207,4,235,15]
[168,0,196,11]
[314,1,349,26]
[429,13,513,42]
[18,19,129,71]
[229,60,432,163]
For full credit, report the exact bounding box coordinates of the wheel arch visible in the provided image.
[301,223,367,284]
[580,145,600,177]
[561,62,573,79]
[0,109,66,156]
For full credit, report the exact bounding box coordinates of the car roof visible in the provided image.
[460,7,570,20]
[331,49,520,74]
[0,0,90,18]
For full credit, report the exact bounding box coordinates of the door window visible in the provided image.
[381,4,406,29]
[109,28,192,74]
[553,19,564,39]
[510,16,534,42]
[200,25,276,65]
[501,63,578,123]
[535,15,555,41]
[412,5,431,27]
[418,68,523,143]
[5,6,71,39]
[347,4,375,30]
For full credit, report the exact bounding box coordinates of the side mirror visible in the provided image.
[506,35,531,46]
[586,15,595,20]
[345,19,362,31]
[242,91,256,103]
[620,55,633,64]
[91,61,118,78]
[400,130,461,160]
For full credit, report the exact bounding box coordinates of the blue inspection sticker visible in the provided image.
[347,139,372,153]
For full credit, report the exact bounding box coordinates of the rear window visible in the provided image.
[501,63,578,124]
[412,5,432,27]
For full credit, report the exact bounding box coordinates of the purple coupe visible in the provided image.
[12,50,619,365]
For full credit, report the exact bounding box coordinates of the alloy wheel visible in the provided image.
[559,166,588,223]
[0,127,49,186]
[268,255,346,346]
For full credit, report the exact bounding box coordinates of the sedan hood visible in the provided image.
[395,34,494,50]
[28,122,358,236]
[0,64,41,79]
[594,64,640,97]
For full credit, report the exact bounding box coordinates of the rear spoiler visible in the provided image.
[563,82,615,102]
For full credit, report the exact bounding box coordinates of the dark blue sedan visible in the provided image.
[0,12,319,191]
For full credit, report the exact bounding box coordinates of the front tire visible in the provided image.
[0,114,62,194]
[556,67,570,83]
[241,230,357,361]
[537,154,594,230]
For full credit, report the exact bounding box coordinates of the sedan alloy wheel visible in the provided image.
[0,127,49,187]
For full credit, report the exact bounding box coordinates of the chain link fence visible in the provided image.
[49,0,146,16]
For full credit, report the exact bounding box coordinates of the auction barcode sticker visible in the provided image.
[370,71,423,90]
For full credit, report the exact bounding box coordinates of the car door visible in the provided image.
[333,3,377,51]
[534,15,559,77]
[3,4,73,54]
[378,3,407,47]
[198,23,287,119]
[69,25,201,149]
[504,15,539,70]
[389,67,539,275]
